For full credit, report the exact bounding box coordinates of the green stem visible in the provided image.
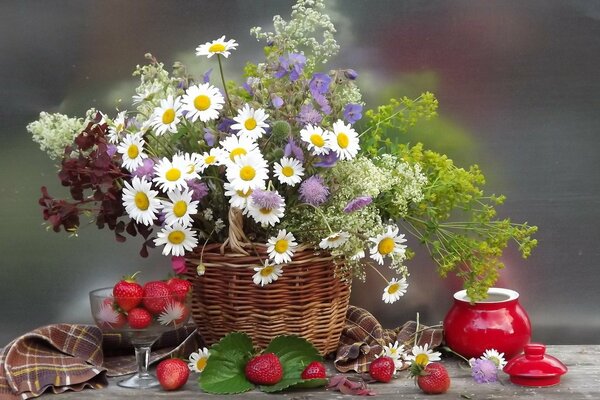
[217,54,233,115]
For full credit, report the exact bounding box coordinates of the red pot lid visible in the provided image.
[503,343,568,387]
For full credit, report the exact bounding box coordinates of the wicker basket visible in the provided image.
[184,209,352,355]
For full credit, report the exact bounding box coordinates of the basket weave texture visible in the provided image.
[184,242,352,355]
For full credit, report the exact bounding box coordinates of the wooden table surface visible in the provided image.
[57,345,598,399]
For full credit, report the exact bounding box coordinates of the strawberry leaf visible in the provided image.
[199,333,254,394]
[259,335,324,393]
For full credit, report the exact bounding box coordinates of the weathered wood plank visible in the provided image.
[55,345,599,399]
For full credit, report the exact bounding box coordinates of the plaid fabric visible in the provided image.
[0,324,202,399]
[0,324,107,400]
[335,306,444,373]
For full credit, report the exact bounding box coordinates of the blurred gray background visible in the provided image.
[1,0,599,346]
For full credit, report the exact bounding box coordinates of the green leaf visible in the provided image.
[199,333,254,394]
[259,335,324,393]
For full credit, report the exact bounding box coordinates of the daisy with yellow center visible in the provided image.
[153,155,191,193]
[195,35,238,59]
[300,124,331,155]
[406,344,441,367]
[220,134,258,164]
[117,132,148,172]
[121,176,162,226]
[369,226,407,265]
[223,182,260,210]
[383,341,406,370]
[197,148,226,172]
[246,196,285,227]
[162,189,199,227]
[382,277,408,304]
[181,152,202,180]
[154,223,198,257]
[107,110,127,144]
[252,262,283,286]
[225,152,269,193]
[481,349,507,370]
[267,229,298,265]
[319,231,351,249]
[181,83,224,122]
[188,348,210,373]
[327,119,360,160]
[150,95,182,136]
[231,104,270,140]
[273,157,305,186]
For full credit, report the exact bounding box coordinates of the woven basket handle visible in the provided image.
[221,207,250,255]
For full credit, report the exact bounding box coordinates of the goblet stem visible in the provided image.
[117,339,161,389]
[135,344,152,378]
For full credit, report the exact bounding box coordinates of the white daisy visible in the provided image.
[157,300,188,326]
[117,132,148,172]
[382,277,408,304]
[267,229,298,265]
[327,119,360,160]
[95,300,124,328]
[252,262,283,286]
[406,343,442,367]
[224,182,258,209]
[121,176,162,226]
[154,223,198,256]
[319,231,351,249]
[150,95,182,136]
[107,110,127,144]
[231,104,269,140]
[383,341,406,370]
[220,134,259,163]
[273,157,305,186]
[153,155,191,193]
[351,249,366,261]
[225,152,269,193]
[162,189,199,227]
[481,349,507,370]
[300,124,331,155]
[369,226,407,265]
[195,35,238,58]
[181,152,202,179]
[246,197,285,227]
[188,348,210,373]
[181,83,224,122]
[197,148,226,172]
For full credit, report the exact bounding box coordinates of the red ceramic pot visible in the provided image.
[443,288,531,360]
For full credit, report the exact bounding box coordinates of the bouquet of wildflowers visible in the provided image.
[30,0,536,302]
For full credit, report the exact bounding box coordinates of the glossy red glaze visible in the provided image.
[503,343,568,387]
[443,288,531,359]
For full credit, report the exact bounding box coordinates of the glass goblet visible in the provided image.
[89,287,191,389]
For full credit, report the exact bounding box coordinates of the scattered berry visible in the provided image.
[112,272,143,311]
[156,358,189,391]
[167,277,192,302]
[369,356,395,383]
[301,361,327,379]
[244,353,284,385]
[127,307,152,329]
[143,281,171,314]
[413,362,451,394]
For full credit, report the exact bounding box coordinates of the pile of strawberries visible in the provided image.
[245,354,326,385]
[104,273,192,330]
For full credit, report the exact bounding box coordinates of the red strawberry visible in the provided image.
[142,281,171,314]
[244,353,283,385]
[369,356,395,383]
[156,358,189,391]
[413,362,451,394]
[112,272,143,311]
[127,307,152,329]
[167,277,191,302]
[301,361,327,379]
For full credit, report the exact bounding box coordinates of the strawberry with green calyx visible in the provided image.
[166,277,191,302]
[142,280,171,314]
[127,307,152,329]
[112,272,143,312]
[156,358,189,391]
[301,361,327,379]
[244,353,283,385]
[409,362,451,394]
[369,356,395,383]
